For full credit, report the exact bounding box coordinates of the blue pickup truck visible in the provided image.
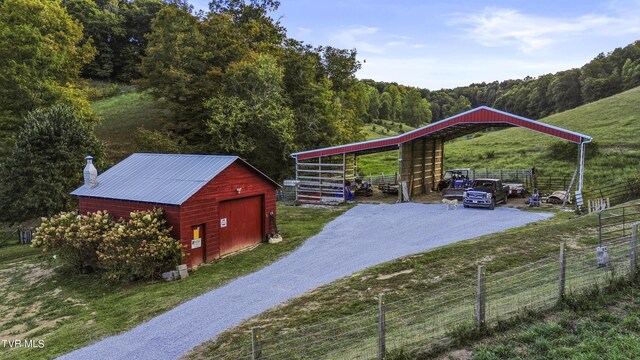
[462,179,510,210]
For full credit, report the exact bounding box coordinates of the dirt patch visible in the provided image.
[559,235,583,250]
[437,348,473,360]
[0,324,29,337]
[65,297,87,307]
[478,255,495,264]
[301,301,322,312]
[24,265,55,286]
[377,269,414,280]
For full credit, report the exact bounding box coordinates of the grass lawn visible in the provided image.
[357,87,640,186]
[440,87,640,185]
[0,204,347,360]
[464,283,640,360]
[357,120,416,176]
[185,204,614,359]
[92,89,172,164]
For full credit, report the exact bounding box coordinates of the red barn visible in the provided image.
[71,153,280,268]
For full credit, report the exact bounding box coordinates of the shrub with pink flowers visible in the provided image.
[33,208,183,281]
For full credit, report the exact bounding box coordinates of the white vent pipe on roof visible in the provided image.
[84,155,98,188]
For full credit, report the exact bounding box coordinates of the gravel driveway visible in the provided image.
[60,203,552,360]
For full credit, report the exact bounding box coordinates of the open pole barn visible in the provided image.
[71,153,280,268]
[291,106,592,208]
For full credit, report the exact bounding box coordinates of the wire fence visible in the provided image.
[204,223,640,360]
[0,227,33,247]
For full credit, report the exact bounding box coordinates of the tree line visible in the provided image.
[422,41,640,121]
[1,0,639,224]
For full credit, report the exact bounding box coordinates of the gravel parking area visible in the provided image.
[60,203,553,360]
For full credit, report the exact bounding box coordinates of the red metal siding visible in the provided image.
[78,160,277,269]
[78,197,181,239]
[180,161,277,267]
[219,195,263,256]
[78,197,186,263]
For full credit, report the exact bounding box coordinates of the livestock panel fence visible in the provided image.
[598,203,640,244]
[205,225,640,360]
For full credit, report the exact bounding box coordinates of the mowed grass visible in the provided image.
[186,204,617,359]
[467,284,640,360]
[357,120,416,176]
[443,87,640,184]
[0,204,347,360]
[357,87,640,185]
[92,89,172,163]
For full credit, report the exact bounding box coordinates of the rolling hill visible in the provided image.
[91,84,640,187]
[357,87,640,186]
[92,86,172,164]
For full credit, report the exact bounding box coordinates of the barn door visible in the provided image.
[219,196,263,256]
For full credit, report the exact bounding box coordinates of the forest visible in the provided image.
[1,0,640,223]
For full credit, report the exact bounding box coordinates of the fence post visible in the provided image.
[623,207,626,237]
[251,327,262,360]
[377,294,386,360]
[559,243,566,301]
[475,265,486,330]
[631,224,638,279]
[598,211,602,246]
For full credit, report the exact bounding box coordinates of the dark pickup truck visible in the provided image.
[462,178,510,210]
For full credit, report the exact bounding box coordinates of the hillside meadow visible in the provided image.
[356,87,640,187]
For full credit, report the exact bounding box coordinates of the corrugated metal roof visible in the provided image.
[71,153,240,205]
[291,106,593,160]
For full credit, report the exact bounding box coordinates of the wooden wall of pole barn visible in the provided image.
[399,137,444,197]
[79,161,277,268]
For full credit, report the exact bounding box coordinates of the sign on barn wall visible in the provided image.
[191,225,202,249]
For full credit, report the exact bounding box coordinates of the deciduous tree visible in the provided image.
[0,0,95,156]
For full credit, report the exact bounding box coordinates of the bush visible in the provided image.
[33,208,183,281]
[86,83,120,100]
[98,208,183,281]
[0,105,104,223]
[33,211,113,273]
[546,141,600,162]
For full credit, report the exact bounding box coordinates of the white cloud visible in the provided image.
[450,7,639,53]
[331,26,384,53]
[296,27,313,36]
[331,26,425,55]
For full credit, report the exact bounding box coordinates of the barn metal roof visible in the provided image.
[291,106,593,160]
[71,153,279,205]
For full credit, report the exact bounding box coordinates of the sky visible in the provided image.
[190,0,640,90]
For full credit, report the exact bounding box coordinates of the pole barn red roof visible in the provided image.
[292,106,592,160]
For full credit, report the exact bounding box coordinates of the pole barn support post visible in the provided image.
[576,141,586,212]
[431,139,437,191]
[342,153,346,202]
[294,156,299,202]
[421,137,427,193]
[440,138,445,180]
[398,144,403,203]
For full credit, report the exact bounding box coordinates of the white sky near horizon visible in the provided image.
[190,0,640,90]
